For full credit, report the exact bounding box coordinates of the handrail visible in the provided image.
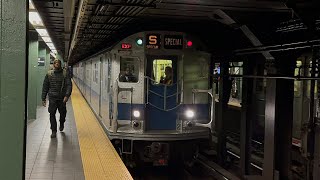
[192,87,215,132]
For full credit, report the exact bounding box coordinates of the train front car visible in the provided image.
[108,31,213,167]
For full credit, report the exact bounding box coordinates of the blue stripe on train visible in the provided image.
[117,103,145,120]
[117,103,210,121]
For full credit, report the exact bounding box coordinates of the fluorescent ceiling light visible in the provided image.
[50,52,57,58]
[29,0,59,59]
[46,42,56,50]
[29,0,36,10]
[29,12,44,27]
[36,29,49,37]
[42,36,52,43]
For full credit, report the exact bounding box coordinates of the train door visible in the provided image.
[99,56,103,117]
[90,60,92,103]
[146,55,178,130]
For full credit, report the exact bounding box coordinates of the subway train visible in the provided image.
[72,31,213,166]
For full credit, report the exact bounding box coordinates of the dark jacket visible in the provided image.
[42,69,72,101]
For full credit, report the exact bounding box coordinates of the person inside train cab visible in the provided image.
[160,66,173,85]
[119,67,137,82]
[42,59,72,138]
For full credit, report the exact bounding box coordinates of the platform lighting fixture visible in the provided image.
[29,12,44,27]
[42,37,52,43]
[29,0,36,10]
[50,52,56,58]
[29,0,57,56]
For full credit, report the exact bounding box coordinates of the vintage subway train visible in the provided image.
[72,31,214,166]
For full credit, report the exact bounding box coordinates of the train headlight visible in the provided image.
[133,110,140,118]
[185,110,195,118]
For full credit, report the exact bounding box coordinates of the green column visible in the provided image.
[0,0,26,179]
[37,41,47,106]
[28,31,38,121]
[46,48,50,71]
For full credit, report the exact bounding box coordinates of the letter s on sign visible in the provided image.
[149,35,157,45]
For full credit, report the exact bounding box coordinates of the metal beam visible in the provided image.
[68,0,89,59]
[240,61,254,177]
[94,2,155,8]
[85,14,140,19]
[156,1,290,12]
[64,0,75,60]
[217,62,230,166]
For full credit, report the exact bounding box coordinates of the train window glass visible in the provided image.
[307,59,318,97]
[107,58,111,92]
[93,63,98,83]
[119,57,139,83]
[228,62,243,106]
[152,59,173,85]
[294,60,302,97]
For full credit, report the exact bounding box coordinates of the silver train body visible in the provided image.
[73,31,213,165]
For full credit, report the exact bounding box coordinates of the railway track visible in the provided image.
[130,156,230,180]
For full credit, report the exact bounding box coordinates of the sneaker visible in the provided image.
[51,132,56,138]
[59,123,64,131]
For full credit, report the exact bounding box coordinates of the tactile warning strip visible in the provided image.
[71,81,133,180]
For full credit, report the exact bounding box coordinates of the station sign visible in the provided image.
[146,34,161,49]
[164,35,183,49]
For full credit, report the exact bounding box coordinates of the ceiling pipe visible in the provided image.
[68,0,89,60]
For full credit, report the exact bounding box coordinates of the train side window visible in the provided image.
[119,57,139,83]
[294,60,302,97]
[152,59,173,85]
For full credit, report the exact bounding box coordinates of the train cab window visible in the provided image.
[119,57,139,83]
[152,59,173,85]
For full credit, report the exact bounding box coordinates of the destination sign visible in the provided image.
[164,35,183,49]
[146,34,161,49]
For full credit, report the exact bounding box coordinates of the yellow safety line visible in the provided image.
[71,81,133,180]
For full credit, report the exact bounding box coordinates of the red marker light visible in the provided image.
[121,43,132,49]
[187,40,193,47]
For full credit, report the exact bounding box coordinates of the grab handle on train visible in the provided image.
[192,88,216,133]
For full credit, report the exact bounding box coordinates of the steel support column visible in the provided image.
[274,57,295,180]
[262,78,277,180]
[0,0,27,179]
[217,62,231,166]
[240,60,254,177]
[313,47,320,180]
[27,31,39,121]
[308,47,319,180]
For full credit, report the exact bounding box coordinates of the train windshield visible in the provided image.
[152,59,173,85]
[119,57,139,83]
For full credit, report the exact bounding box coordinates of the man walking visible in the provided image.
[42,59,72,138]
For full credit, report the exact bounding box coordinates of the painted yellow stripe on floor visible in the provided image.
[71,81,133,180]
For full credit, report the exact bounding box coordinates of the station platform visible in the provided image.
[25,82,133,180]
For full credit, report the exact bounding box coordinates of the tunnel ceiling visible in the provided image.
[32,0,320,65]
